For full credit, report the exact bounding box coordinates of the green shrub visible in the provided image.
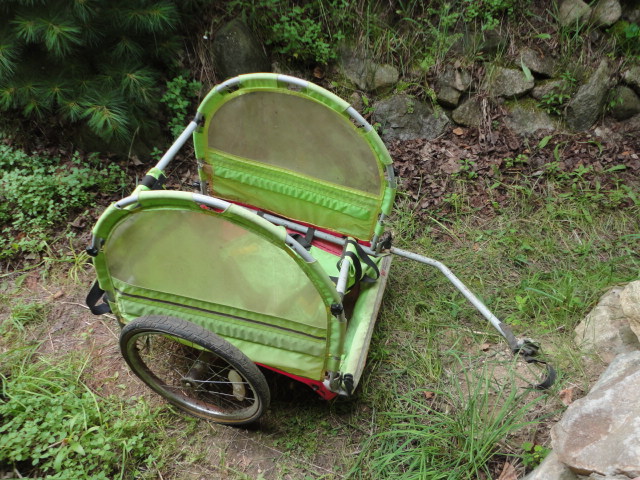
[160,76,203,139]
[228,0,344,64]
[0,145,126,259]
[0,0,188,144]
[609,21,640,57]
[0,350,162,478]
[462,0,522,31]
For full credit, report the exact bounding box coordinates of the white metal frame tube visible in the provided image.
[156,117,201,171]
[335,256,352,298]
[390,246,505,335]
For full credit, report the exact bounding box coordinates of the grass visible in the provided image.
[0,343,167,479]
[1,163,638,479]
[345,174,639,477]
[349,357,546,479]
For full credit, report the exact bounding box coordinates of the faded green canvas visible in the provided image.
[91,191,344,380]
[194,73,396,241]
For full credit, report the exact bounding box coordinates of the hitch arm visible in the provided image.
[390,247,556,389]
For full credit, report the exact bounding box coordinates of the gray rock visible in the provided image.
[437,66,473,92]
[574,286,640,364]
[622,65,640,94]
[340,49,370,90]
[532,79,565,100]
[213,19,270,79]
[566,60,612,130]
[619,281,640,342]
[339,49,398,93]
[610,86,640,120]
[621,113,640,132]
[434,67,474,108]
[453,29,507,59]
[552,351,640,478]
[436,85,462,108]
[482,66,535,98]
[522,451,578,480]
[625,7,640,24]
[371,64,399,93]
[372,94,449,141]
[504,103,557,135]
[558,0,592,27]
[520,47,556,77]
[452,98,484,127]
[593,125,623,143]
[590,0,622,27]
[584,475,637,480]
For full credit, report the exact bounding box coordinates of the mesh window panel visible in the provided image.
[105,209,327,330]
[207,91,382,194]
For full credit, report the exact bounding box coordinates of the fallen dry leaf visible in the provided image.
[559,386,576,406]
[496,461,518,480]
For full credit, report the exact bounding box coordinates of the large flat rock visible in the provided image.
[551,351,640,478]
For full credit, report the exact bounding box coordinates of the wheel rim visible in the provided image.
[125,330,262,421]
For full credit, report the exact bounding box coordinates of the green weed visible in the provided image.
[609,21,640,58]
[520,441,551,469]
[42,240,92,283]
[2,301,48,334]
[160,75,202,139]
[0,146,126,260]
[538,72,577,116]
[228,0,344,64]
[0,348,164,479]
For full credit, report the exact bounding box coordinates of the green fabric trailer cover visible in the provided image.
[94,193,340,380]
[194,73,395,241]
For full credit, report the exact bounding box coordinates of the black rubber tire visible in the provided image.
[120,315,270,425]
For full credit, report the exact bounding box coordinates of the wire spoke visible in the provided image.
[133,332,256,412]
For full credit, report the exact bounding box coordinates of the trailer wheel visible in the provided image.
[120,315,270,425]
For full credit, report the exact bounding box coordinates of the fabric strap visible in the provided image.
[86,280,111,315]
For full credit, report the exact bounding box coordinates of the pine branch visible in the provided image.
[111,36,144,61]
[81,92,130,141]
[57,94,83,122]
[116,1,179,34]
[70,0,98,23]
[22,94,50,118]
[41,15,82,57]
[0,41,20,80]
[42,78,70,105]
[12,14,45,43]
[0,85,18,110]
